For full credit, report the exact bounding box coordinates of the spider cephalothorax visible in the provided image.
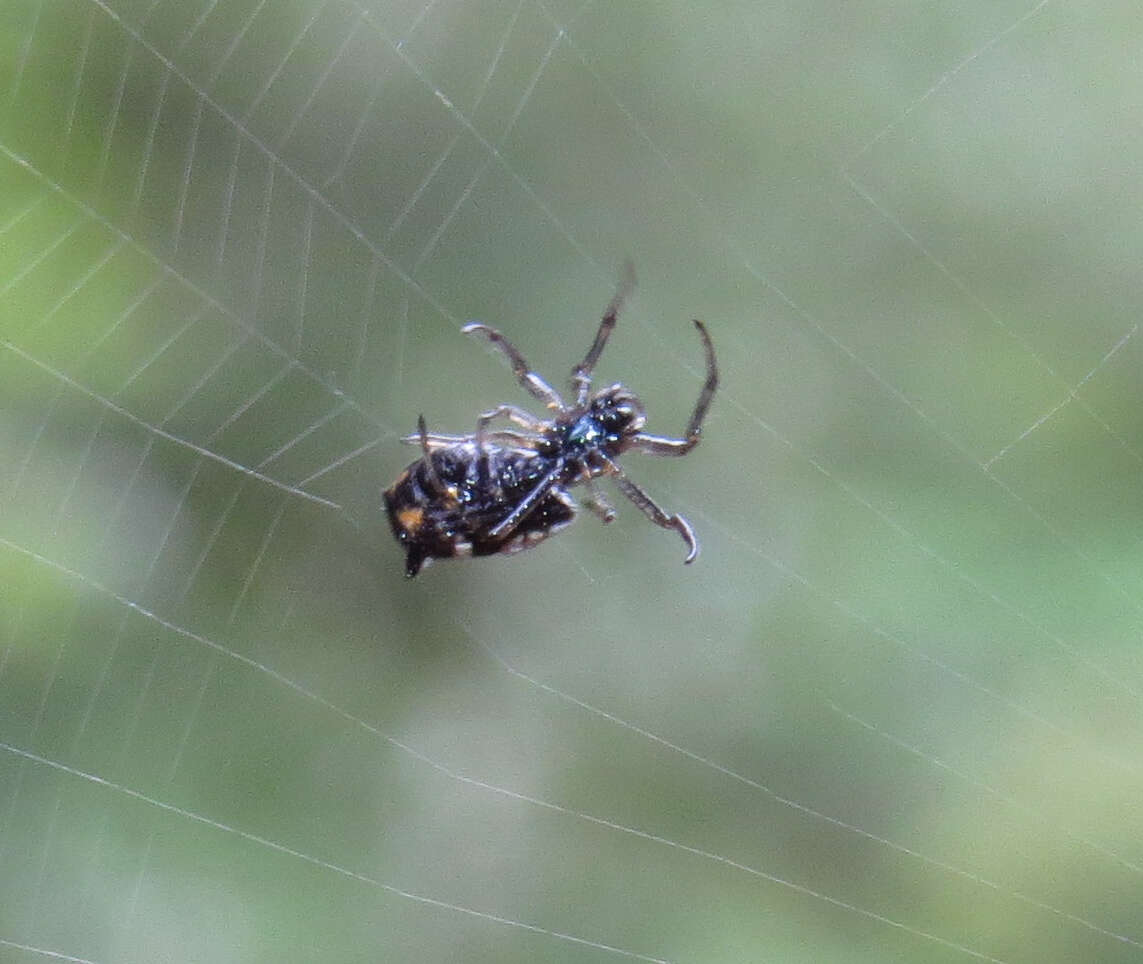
[383,268,718,577]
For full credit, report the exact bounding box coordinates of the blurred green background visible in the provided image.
[3,0,1143,961]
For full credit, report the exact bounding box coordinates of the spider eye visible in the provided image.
[593,388,645,434]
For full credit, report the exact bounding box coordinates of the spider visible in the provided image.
[383,268,718,577]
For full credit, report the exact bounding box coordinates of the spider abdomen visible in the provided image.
[383,444,575,578]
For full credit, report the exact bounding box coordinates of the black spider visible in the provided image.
[383,268,718,577]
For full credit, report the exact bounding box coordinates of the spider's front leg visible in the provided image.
[629,319,718,457]
[463,323,566,410]
[570,261,635,406]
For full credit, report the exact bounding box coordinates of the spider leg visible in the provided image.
[606,461,699,563]
[581,478,617,523]
[629,319,718,457]
[476,404,549,448]
[402,430,467,447]
[462,323,565,410]
[480,431,545,450]
[415,414,444,493]
[402,430,543,450]
[487,461,565,540]
[571,260,636,406]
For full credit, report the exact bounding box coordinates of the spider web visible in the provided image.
[2,0,1143,961]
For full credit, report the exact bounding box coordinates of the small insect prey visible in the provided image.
[383,270,718,577]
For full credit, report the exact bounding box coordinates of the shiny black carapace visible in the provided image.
[383,268,718,577]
